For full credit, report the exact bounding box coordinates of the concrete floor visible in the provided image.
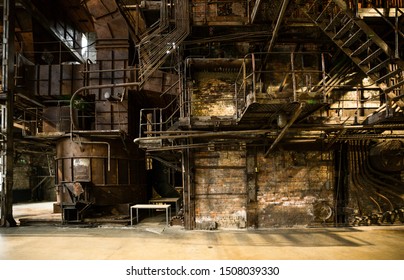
[1,202,404,260]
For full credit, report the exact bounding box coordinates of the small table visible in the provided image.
[130,204,171,226]
[149,197,180,214]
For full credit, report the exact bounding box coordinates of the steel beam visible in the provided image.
[1,0,17,227]
[264,102,303,157]
[250,0,263,23]
[265,0,290,54]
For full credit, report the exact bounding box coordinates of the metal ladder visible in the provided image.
[304,0,404,105]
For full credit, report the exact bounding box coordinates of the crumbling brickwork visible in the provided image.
[193,145,247,229]
[191,72,237,117]
[192,144,334,229]
[256,149,334,228]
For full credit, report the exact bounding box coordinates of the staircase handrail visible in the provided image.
[326,0,404,70]
[235,53,256,120]
[139,94,180,138]
[135,0,190,86]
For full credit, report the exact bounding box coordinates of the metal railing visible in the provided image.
[235,53,257,119]
[235,52,331,119]
[139,95,180,138]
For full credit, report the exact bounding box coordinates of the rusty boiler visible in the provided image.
[55,136,147,221]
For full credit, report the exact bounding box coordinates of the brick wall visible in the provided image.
[191,144,335,229]
[256,149,334,228]
[191,72,237,117]
[193,144,247,229]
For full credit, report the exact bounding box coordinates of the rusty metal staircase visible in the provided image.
[304,0,404,115]
[116,0,189,87]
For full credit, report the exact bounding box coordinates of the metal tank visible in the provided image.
[55,136,147,221]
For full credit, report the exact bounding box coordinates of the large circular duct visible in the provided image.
[369,140,404,172]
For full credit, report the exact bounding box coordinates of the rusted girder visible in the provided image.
[1,0,17,227]
[264,102,304,157]
[250,0,263,23]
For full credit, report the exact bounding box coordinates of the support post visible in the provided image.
[1,0,17,227]
[182,146,194,229]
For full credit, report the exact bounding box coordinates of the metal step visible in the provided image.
[376,68,402,84]
[341,29,363,48]
[324,11,344,31]
[385,79,404,94]
[333,18,354,40]
[359,49,384,65]
[351,39,373,57]
[366,59,390,75]
[314,1,336,22]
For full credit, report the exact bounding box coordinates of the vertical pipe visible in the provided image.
[235,75,238,119]
[146,113,153,135]
[251,53,256,103]
[321,53,327,103]
[153,109,156,135]
[395,0,399,59]
[139,109,143,138]
[243,57,247,103]
[334,143,349,226]
[1,0,17,227]
[182,146,194,229]
[355,85,360,124]
[135,0,140,37]
[159,108,163,132]
[291,52,297,102]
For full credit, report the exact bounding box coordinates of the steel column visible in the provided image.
[1,0,17,227]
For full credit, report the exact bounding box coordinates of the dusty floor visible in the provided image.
[1,202,404,260]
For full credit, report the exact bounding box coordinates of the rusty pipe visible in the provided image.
[69,81,142,131]
[73,134,111,171]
